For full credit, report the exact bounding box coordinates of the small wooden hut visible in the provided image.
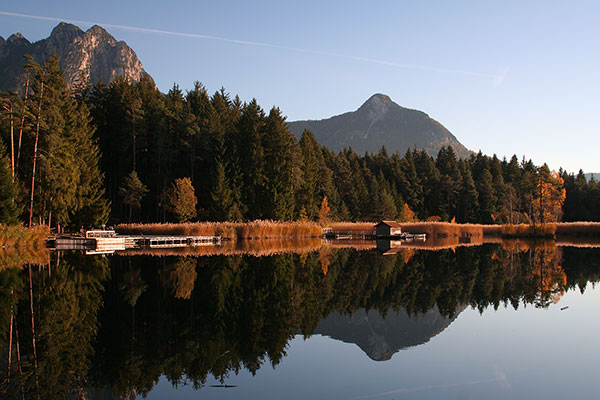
[375,221,402,237]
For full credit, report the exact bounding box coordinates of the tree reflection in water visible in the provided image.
[0,242,598,398]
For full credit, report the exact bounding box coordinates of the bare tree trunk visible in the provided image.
[7,290,14,380]
[28,265,40,399]
[8,101,14,180]
[14,317,24,400]
[16,74,30,174]
[132,121,136,171]
[29,80,44,228]
[1,98,15,179]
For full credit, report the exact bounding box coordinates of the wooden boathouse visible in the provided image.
[375,221,403,237]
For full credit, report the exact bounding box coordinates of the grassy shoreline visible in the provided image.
[116,220,322,240]
[329,221,600,238]
[110,220,600,241]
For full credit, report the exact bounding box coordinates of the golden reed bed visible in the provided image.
[330,221,600,238]
[116,220,322,239]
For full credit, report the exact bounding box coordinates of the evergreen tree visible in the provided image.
[457,161,479,223]
[476,168,496,223]
[209,160,236,221]
[263,107,296,220]
[17,53,109,229]
[237,99,266,219]
[119,170,148,222]
[436,146,461,221]
[400,149,424,217]
[298,130,321,219]
[0,140,20,224]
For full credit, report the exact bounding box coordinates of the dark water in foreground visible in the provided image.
[1,242,599,399]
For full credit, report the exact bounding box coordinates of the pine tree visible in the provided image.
[436,146,461,221]
[476,168,496,223]
[458,161,479,223]
[298,130,321,219]
[263,107,296,220]
[209,161,235,221]
[119,170,148,222]
[237,99,266,219]
[68,101,110,228]
[0,139,20,224]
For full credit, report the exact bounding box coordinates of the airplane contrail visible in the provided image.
[0,10,506,83]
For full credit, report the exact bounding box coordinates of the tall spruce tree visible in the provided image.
[23,53,109,229]
[237,99,266,219]
[0,139,20,224]
[458,161,479,223]
[263,107,296,220]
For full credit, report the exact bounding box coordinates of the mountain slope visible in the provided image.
[0,22,146,92]
[288,94,471,158]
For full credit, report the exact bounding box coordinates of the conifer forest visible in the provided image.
[1,55,599,229]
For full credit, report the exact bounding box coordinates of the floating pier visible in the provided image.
[50,230,222,253]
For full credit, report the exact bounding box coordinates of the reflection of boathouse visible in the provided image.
[375,221,403,237]
[376,239,404,255]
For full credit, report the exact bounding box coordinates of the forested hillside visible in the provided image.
[1,55,599,229]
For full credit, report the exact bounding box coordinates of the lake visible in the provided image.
[1,240,599,399]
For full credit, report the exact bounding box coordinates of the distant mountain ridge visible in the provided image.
[288,94,471,158]
[0,22,146,92]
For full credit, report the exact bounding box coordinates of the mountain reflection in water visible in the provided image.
[315,305,465,361]
[0,241,599,399]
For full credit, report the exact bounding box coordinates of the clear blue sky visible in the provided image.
[1,1,598,173]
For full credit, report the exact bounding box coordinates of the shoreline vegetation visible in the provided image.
[115,220,323,239]
[3,220,600,264]
[115,220,600,240]
[0,224,49,268]
[330,221,600,238]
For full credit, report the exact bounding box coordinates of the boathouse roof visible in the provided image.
[375,220,403,228]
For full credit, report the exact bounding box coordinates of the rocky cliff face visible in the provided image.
[288,93,471,158]
[0,22,146,92]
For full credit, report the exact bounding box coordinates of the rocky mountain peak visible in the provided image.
[7,33,29,46]
[51,22,83,36]
[358,93,394,122]
[288,93,471,158]
[49,22,84,43]
[0,22,146,92]
[86,25,114,41]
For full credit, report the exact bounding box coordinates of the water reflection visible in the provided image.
[0,241,599,398]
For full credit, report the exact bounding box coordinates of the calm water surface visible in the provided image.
[1,242,599,399]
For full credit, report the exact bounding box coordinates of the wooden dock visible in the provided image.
[50,231,221,253]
